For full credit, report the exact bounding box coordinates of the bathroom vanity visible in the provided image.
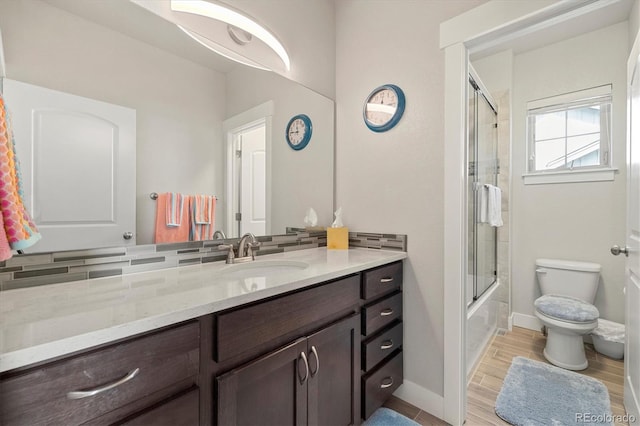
[0,248,406,425]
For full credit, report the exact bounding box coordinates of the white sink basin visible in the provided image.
[219,259,309,279]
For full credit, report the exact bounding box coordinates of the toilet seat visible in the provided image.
[534,294,599,323]
[534,294,599,370]
[535,310,598,333]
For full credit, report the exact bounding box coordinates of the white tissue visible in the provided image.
[304,208,318,227]
[331,207,344,228]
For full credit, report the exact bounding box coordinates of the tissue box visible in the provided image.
[327,227,349,250]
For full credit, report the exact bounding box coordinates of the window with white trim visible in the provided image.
[526,85,612,175]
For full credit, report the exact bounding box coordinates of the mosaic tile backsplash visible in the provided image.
[0,230,407,291]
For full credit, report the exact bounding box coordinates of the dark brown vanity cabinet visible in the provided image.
[0,321,200,426]
[213,274,362,426]
[216,314,360,426]
[0,259,404,426]
[360,261,404,420]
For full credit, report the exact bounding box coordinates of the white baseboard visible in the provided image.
[511,312,542,332]
[393,380,444,421]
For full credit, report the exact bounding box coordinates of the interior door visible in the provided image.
[625,41,640,421]
[2,79,136,252]
[239,124,266,236]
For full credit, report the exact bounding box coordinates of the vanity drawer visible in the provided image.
[362,292,402,336]
[363,321,403,371]
[119,387,200,426]
[362,261,402,301]
[216,274,360,362]
[0,321,200,426]
[362,350,403,419]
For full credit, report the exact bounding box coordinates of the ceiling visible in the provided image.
[469,0,634,60]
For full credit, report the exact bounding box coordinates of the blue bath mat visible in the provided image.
[363,407,419,426]
[495,356,613,425]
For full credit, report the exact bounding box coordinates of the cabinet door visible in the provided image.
[307,315,360,426]
[217,338,308,426]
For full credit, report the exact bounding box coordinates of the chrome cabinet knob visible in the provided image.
[611,245,629,257]
[123,232,133,240]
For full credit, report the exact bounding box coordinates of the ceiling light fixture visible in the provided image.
[170,0,290,71]
[176,25,270,71]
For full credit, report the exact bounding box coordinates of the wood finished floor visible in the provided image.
[385,326,627,425]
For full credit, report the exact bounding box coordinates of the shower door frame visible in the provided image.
[467,69,498,306]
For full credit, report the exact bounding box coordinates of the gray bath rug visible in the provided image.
[363,407,419,426]
[495,356,613,425]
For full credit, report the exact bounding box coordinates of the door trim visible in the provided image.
[441,1,620,424]
[222,101,273,238]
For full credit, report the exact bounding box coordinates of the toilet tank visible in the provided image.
[535,258,601,303]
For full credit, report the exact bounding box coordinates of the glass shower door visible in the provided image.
[468,76,498,304]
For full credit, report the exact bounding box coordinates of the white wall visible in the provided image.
[0,0,226,246]
[511,22,628,325]
[226,67,334,233]
[335,0,486,406]
[630,0,640,47]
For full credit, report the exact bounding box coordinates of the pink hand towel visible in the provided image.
[155,192,189,243]
[189,195,216,241]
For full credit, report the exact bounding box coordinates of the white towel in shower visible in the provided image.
[478,184,488,224]
[486,184,503,227]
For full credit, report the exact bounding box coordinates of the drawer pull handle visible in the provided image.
[299,352,310,385]
[67,368,140,400]
[310,346,320,377]
[380,277,394,283]
[380,308,394,317]
[380,340,394,350]
[380,377,394,389]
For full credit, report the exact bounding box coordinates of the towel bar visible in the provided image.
[150,192,217,200]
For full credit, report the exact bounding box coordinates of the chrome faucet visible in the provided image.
[212,230,226,240]
[217,233,260,264]
[237,232,260,262]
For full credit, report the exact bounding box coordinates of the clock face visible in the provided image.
[287,117,307,146]
[286,114,312,150]
[363,84,405,132]
[365,88,398,126]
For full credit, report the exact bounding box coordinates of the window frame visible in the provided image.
[523,85,617,185]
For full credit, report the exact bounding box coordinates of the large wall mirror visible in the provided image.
[0,0,334,253]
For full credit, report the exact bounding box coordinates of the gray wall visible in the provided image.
[335,0,485,403]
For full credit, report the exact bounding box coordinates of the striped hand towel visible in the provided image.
[189,195,216,241]
[165,192,185,227]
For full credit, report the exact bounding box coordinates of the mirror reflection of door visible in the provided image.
[233,122,266,237]
[3,79,136,252]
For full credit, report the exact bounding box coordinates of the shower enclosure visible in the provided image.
[467,73,498,307]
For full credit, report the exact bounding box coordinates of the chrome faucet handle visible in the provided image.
[247,241,261,259]
[217,244,235,264]
[238,232,258,258]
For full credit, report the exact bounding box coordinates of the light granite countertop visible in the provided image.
[0,247,407,373]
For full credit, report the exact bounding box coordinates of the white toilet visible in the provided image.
[534,258,601,371]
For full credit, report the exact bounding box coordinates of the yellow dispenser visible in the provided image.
[327,207,348,250]
[327,227,349,250]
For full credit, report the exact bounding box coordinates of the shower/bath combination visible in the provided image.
[467,72,498,307]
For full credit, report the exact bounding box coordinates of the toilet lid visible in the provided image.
[534,294,599,323]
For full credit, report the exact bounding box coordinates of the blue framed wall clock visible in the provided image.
[363,84,406,132]
[286,114,313,150]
